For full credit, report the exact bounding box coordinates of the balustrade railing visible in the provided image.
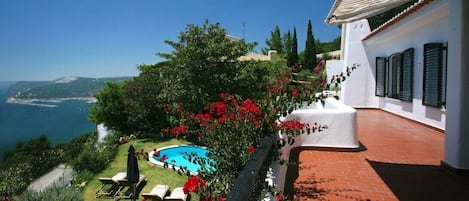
[227,134,275,201]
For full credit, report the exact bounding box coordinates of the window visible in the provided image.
[388,53,402,99]
[401,48,414,102]
[375,57,387,97]
[375,48,414,101]
[423,43,447,107]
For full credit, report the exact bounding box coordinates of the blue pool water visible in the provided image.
[153,145,212,173]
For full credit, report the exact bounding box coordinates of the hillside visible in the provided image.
[7,76,132,99]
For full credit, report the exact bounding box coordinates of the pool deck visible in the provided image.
[288,109,469,201]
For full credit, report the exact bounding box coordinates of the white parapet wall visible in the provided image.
[272,97,358,193]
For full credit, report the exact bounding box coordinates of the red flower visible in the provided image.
[171,125,189,137]
[279,120,307,130]
[214,101,227,116]
[247,145,256,154]
[177,103,184,112]
[276,194,284,201]
[183,176,205,194]
[195,113,212,124]
[154,151,160,157]
[217,116,227,123]
[293,88,299,97]
[219,197,226,201]
[160,154,167,162]
[220,92,231,100]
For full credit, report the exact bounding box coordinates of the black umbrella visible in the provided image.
[127,144,140,201]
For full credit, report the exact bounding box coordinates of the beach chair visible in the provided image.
[113,174,147,201]
[95,174,123,198]
[141,184,170,201]
[163,187,189,201]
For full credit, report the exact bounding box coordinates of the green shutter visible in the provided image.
[423,43,443,107]
[401,48,414,102]
[375,57,387,97]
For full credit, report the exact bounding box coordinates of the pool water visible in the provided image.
[153,145,212,173]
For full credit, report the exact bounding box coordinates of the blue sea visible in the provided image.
[0,82,96,163]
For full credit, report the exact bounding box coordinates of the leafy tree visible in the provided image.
[303,20,317,70]
[262,25,283,54]
[89,81,131,134]
[287,27,299,67]
[123,66,171,137]
[156,20,259,112]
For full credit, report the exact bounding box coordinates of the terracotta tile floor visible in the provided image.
[285,109,469,201]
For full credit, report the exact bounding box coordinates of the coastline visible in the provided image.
[6,97,97,107]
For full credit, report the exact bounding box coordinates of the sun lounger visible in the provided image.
[141,184,170,201]
[95,174,122,198]
[163,187,189,201]
[113,174,146,201]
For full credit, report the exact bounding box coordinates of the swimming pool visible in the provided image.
[149,145,212,174]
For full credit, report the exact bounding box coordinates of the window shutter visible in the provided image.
[375,57,387,97]
[388,53,402,99]
[423,43,443,107]
[401,48,414,102]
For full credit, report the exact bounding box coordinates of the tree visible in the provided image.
[303,20,317,71]
[262,25,283,54]
[367,0,418,30]
[157,20,260,112]
[89,82,131,134]
[287,27,299,68]
[283,30,292,60]
[123,66,172,137]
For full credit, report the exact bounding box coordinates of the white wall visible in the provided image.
[341,20,378,107]
[444,0,469,170]
[341,1,449,130]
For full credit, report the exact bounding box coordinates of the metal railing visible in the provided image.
[227,134,275,201]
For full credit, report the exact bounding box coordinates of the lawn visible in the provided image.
[82,138,197,201]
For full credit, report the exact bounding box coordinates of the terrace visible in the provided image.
[229,109,469,200]
[288,109,469,200]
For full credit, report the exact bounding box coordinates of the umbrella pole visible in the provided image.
[133,184,136,201]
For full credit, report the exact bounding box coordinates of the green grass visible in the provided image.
[83,138,198,201]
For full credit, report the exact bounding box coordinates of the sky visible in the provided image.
[0,0,341,82]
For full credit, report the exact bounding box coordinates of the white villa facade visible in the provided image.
[330,0,468,173]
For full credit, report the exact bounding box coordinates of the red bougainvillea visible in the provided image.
[183,175,206,194]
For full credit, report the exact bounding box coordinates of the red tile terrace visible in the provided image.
[285,109,469,201]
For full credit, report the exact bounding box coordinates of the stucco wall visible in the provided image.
[342,1,449,130]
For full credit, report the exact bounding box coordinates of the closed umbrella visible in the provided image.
[127,144,140,201]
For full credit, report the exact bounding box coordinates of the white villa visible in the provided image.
[326,0,468,174]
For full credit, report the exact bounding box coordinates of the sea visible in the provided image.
[0,82,96,163]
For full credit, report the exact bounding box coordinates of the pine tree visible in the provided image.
[262,25,283,54]
[287,27,299,67]
[283,30,292,61]
[303,20,317,71]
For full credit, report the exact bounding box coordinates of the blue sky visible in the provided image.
[0,0,340,81]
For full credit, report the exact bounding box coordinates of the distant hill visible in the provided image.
[6,76,132,99]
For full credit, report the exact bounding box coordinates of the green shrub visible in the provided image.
[0,163,34,199]
[18,186,83,201]
[70,133,117,174]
